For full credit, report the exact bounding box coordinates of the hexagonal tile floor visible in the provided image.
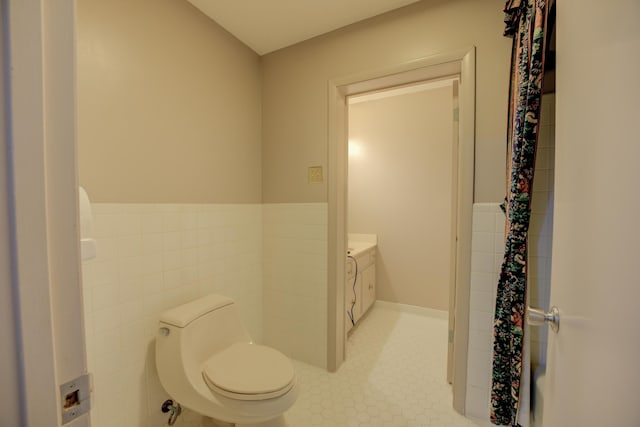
[284,306,487,427]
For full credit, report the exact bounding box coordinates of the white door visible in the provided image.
[543,1,640,425]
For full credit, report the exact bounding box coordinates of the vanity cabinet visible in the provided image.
[345,247,376,332]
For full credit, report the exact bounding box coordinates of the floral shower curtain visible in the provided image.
[491,0,550,425]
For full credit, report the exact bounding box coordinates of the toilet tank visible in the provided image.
[159,294,251,364]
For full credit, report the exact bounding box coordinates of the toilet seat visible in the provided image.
[202,343,295,401]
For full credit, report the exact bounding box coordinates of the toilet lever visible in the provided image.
[527,306,560,333]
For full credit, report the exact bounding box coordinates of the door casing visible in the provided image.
[4,0,87,425]
[326,47,476,413]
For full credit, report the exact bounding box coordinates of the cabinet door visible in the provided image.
[361,264,376,314]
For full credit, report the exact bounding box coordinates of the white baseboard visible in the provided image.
[374,300,448,319]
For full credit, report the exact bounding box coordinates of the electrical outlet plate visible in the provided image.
[308,166,323,184]
[60,373,91,424]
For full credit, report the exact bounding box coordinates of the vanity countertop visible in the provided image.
[347,233,377,257]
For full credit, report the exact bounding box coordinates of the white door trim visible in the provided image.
[326,47,475,413]
[5,0,87,425]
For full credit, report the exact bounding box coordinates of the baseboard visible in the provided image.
[374,300,448,319]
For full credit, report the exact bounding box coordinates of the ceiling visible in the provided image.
[186,0,423,55]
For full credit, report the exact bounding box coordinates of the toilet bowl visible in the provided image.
[156,294,298,426]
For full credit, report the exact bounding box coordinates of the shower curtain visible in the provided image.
[490,0,550,425]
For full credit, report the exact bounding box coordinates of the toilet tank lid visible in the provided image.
[159,294,234,328]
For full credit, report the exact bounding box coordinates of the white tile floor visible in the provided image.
[284,305,487,427]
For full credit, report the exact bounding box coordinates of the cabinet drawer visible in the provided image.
[346,248,376,276]
[356,251,372,269]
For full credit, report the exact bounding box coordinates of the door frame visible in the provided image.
[326,47,476,413]
[4,0,87,425]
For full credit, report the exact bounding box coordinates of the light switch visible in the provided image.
[308,166,323,184]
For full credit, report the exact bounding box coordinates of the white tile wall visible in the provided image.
[466,203,530,427]
[82,203,262,427]
[263,203,328,369]
[465,204,530,426]
[465,203,508,422]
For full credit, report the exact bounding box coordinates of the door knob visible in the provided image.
[527,306,560,333]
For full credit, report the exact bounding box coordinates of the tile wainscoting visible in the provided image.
[82,202,328,426]
[82,203,263,426]
[263,203,328,369]
[465,203,530,426]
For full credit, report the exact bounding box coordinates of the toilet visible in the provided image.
[156,294,298,426]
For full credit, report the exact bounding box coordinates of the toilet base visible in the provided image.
[201,415,288,427]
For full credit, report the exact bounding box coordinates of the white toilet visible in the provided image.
[156,294,298,426]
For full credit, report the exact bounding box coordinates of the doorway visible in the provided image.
[345,77,458,338]
[327,48,476,412]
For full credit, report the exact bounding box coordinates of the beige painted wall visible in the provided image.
[262,0,510,203]
[0,7,22,424]
[348,85,454,310]
[77,0,262,203]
